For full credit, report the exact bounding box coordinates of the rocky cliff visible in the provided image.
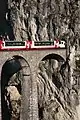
[6,0,80,45]
[1,0,80,120]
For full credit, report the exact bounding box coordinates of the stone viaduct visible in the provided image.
[0,49,66,120]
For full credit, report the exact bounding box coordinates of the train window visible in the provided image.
[5,41,25,46]
[59,41,61,44]
[61,41,63,44]
[2,43,4,46]
[34,41,54,46]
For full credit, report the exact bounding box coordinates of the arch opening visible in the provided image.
[42,53,65,62]
[1,55,31,120]
[37,54,66,120]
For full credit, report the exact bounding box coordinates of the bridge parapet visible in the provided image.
[0,49,66,70]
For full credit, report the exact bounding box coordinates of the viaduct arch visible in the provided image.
[0,49,66,120]
[1,55,32,120]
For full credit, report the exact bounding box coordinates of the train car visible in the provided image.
[0,40,27,50]
[58,40,65,48]
[0,40,65,50]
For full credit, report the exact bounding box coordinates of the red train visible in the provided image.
[0,40,65,50]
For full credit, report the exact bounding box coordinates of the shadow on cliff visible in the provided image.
[0,0,14,40]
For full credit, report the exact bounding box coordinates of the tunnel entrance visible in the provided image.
[1,55,31,120]
[37,54,65,120]
[0,0,15,40]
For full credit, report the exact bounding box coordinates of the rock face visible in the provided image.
[6,0,80,44]
[6,86,21,120]
[1,0,80,120]
[37,58,79,120]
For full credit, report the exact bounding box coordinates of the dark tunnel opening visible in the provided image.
[0,0,15,40]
